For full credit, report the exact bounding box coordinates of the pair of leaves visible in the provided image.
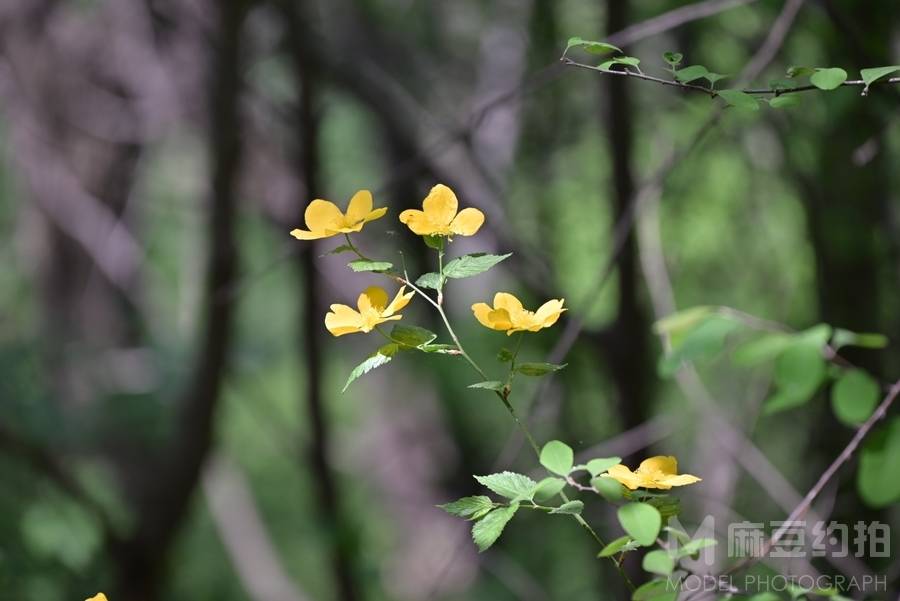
[564,37,621,57]
[438,495,517,551]
[675,65,727,87]
[416,253,512,289]
[787,66,848,90]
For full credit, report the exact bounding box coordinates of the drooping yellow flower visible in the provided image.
[399,184,485,237]
[605,456,701,490]
[290,190,387,240]
[472,292,565,335]
[86,594,108,601]
[325,286,414,336]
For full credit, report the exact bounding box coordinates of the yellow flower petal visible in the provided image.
[358,286,389,313]
[637,456,679,476]
[364,206,388,223]
[422,184,458,225]
[488,308,514,331]
[290,228,334,240]
[86,595,108,601]
[657,474,702,487]
[345,189,373,225]
[472,303,496,329]
[534,299,566,328]
[493,292,524,316]
[398,209,438,235]
[383,286,413,316]
[605,465,646,490]
[450,207,485,236]
[325,304,363,336]
[305,199,345,232]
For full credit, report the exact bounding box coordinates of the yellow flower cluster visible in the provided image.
[86,594,108,601]
[605,456,701,490]
[290,183,565,338]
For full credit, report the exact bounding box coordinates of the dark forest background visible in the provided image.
[0,0,898,600]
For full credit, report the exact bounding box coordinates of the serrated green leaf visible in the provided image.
[860,66,900,91]
[420,343,458,354]
[787,65,816,78]
[565,37,621,56]
[472,505,518,552]
[348,259,393,273]
[475,472,537,502]
[674,538,717,558]
[832,369,880,426]
[342,351,393,392]
[540,440,574,476]
[718,89,759,111]
[438,496,494,520]
[598,535,633,557]
[390,324,437,348]
[810,68,847,90]
[550,500,584,515]
[769,94,801,109]
[442,253,512,279]
[516,362,567,376]
[662,52,683,66]
[415,272,443,290]
[468,380,505,391]
[533,477,566,502]
[675,65,709,83]
[592,476,625,502]
[584,457,621,477]
[618,503,662,546]
[763,339,826,415]
[642,550,674,576]
[832,328,888,350]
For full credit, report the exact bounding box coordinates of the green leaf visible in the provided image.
[348,259,393,273]
[663,526,690,545]
[533,477,566,502]
[632,578,679,601]
[321,244,354,256]
[674,538,717,558]
[565,37,622,57]
[598,535,635,558]
[769,94,802,109]
[718,89,759,111]
[810,68,848,90]
[675,65,708,83]
[420,343,458,354]
[497,348,514,362]
[423,235,444,250]
[860,66,900,91]
[617,502,662,546]
[653,306,714,337]
[550,500,584,515]
[442,253,512,279]
[704,72,728,86]
[832,328,888,350]
[662,52,683,66]
[599,56,641,71]
[592,476,625,502]
[584,457,621,477]
[390,324,437,348]
[468,380,505,392]
[438,496,494,520]
[658,315,739,376]
[763,339,826,415]
[540,440,574,476]
[516,362,567,377]
[415,272,443,290]
[832,369,880,426]
[475,472,537,502]
[472,505,518,552]
[787,65,816,78]
[343,351,393,392]
[732,332,794,366]
[749,594,782,601]
[858,417,900,507]
[642,549,674,576]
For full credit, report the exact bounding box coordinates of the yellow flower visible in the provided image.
[605,456,701,490]
[290,190,387,240]
[325,286,414,336]
[86,595,108,601]
[399,184,485,237]
[471,292,566,335]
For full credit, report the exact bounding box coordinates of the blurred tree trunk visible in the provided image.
[112,2,247,598]
[286,4,362,600]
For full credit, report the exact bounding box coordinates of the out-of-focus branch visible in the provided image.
[606,0,760,47]
[203,453,311,601]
